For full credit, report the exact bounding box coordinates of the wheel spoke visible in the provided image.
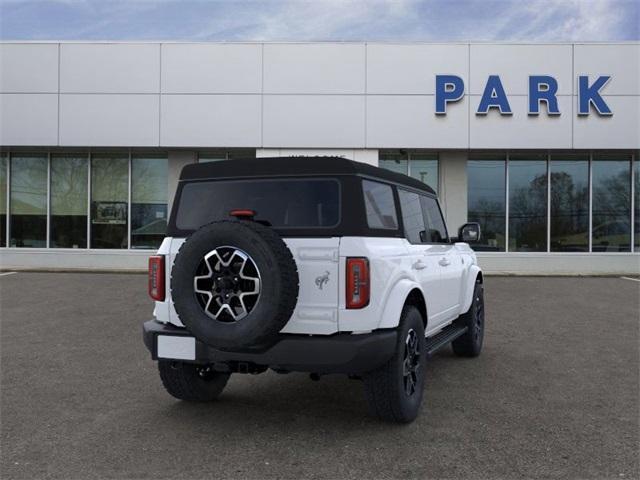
[193,246,262,323]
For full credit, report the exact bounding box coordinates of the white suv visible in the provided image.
[143,157,485,423]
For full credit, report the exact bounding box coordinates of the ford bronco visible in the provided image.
[143,157,484,423]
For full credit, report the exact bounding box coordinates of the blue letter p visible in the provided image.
[435,75,464,115]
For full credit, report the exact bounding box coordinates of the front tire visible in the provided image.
[363,305,426,423]
[452,281,485,357]
[158,361,230,402]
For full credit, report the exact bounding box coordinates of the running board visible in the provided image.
[425,324,468,357]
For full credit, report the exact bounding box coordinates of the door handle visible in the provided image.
[412,260,427,270]
[438,257,451,267]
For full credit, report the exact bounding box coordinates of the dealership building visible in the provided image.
[0,41,638,274]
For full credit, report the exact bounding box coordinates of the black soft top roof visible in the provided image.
[179,156,436,195]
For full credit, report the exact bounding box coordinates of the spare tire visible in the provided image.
[171,220,299,350]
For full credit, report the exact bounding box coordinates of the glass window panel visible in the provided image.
[508,155,548,252]
[362,180,398,230]
[409,153,438,193]
[176,179,340,231]
[227,149,256,160]
[467,158,506,251]
[10,154,47,247]
[398,189,426,243]
[199,150,227,163]
[379,150,408,176]
[420,196,449,243]
[634,155,639,252]
[131,156,168,249]
[592,154,631,252]
[91,154,128,249]
[549,155,589,252]
[199,149,256,163]
[50,155,88,248]
[0,154,7,247]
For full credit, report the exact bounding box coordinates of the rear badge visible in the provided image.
[315,271,330,290]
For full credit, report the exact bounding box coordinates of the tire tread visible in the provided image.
[158,361,230,402]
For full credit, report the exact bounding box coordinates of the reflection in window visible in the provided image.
[420,196,448,243]
[91,154,128,249]
[379,151,408,175]
[550,155,589,252]
[634,157,639,252]
[176,179,340,230]
[131,156,168,249]
[379,150,438,193]
[592,154,631,252]
[409,153,438,192]
[362,180,398,230]
[199,149,256,163]
[398,189,426,243]
[50,155,88,248]
[0,154,6,247]
[508,155,547,252]
[467,157,506,251]
[10,154,47,247]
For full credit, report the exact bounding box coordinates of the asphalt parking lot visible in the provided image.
[1,273,638,480]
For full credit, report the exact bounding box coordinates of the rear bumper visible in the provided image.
[143,320,397,374]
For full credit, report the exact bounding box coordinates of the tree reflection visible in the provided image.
[509,168,547,251]
[592,165,631,251]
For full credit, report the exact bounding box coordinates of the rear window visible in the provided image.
[175,178,340,230]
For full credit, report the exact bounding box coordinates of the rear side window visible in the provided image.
[362,180,398,230]
[420,196,449,243]
[175,178,339,230]
[398,189,426,243]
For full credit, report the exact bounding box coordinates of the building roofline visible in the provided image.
[1,40,639,46]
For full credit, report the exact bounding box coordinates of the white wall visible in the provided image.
[1,42,638,149]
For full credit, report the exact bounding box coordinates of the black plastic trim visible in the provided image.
[143,320,397,375]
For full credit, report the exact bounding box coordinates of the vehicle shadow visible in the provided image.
[148,348,467,433]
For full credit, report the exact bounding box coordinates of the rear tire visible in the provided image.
[158,361,230,402]
[452,281,484,357]
[363,305,426,423]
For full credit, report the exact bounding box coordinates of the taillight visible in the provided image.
[148,255,165,301]
[346,257,370,309]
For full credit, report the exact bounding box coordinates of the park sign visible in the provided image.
[435,75,613,116]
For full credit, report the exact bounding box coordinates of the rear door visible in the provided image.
[397,189,446,325]
[420,195,463,321]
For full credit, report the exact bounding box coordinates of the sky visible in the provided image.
[0,0,638,42]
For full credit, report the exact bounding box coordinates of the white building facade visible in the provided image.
[0,41,638,274]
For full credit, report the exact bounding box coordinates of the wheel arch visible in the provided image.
[459,265,483,314]
[378,279,428,330]
[404,288,428,329]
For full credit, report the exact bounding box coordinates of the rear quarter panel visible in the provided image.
[338,237,421,332]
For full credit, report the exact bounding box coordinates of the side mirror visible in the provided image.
[458,222,481,243]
